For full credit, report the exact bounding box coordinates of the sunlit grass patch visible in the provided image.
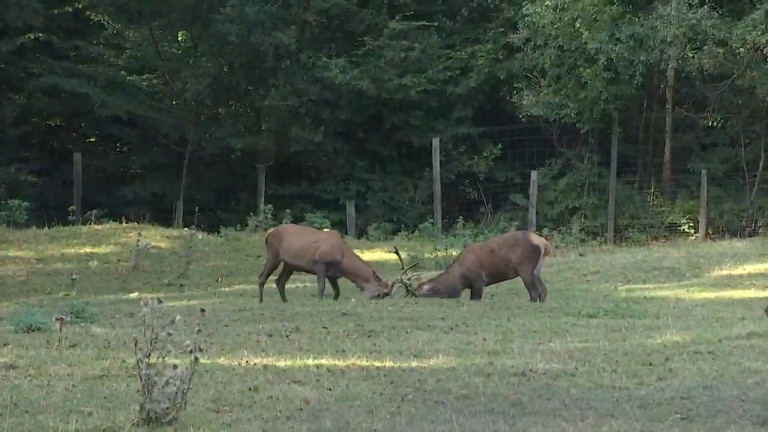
[629,287,768,300]
[207,354,454,369]
[710,261,768,277]
[354,248,401,263]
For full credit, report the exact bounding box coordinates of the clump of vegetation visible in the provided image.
[60,300,97,325]
[9,305,51,333]
[365,221,397,241]
[129,232,153,271]
[299,210,332,230]
[246,205,293,233]
[0,198,30,227]
[247,204,275,232]
[132,296,206,427]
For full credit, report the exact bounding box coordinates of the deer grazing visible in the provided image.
[392,230,551,302]
[257,224,392,303]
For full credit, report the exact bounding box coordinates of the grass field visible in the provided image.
[1,223,767,431]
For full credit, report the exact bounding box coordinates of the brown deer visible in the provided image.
[256,224,392,303]
[400,230,551,302]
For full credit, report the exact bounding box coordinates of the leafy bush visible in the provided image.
[10,306,50,333]
[280,209,293,225]
[414,220,437,239]
[0,199,30,227]
[365,222,397,241]
[536,148,608,240]
[246,204,275,232]
[300,211,332,230]
[61,300,97,325]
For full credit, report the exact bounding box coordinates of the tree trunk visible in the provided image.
[645,81,660,189]
[175,123,193,229]
[635,94,648,190]
[663,60,675,201]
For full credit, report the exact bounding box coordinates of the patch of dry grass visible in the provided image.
[0,223,767,431]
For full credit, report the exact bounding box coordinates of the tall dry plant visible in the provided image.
[132,296,206,426]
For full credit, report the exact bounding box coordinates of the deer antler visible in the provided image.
[390,246,421,297]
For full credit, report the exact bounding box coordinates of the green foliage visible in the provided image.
[61,300,97,325]
[10,306,50,334]
[365,222,397,241]
[246,205,275,233]
[0,199,30,227]
[1,0,766,247]
[537,149,608,239]
[299,211,332,230]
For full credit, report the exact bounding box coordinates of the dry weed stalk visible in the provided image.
[129,232,153,271]
[177,228,197,288]
[53,314,69,347]
[132,296,206,426]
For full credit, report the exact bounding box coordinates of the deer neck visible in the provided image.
[338,253,375,289]
[429,267,465,297]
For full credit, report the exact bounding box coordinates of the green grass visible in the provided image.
[1,223,767,431]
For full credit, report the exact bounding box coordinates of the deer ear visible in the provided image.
[372,271,382,282]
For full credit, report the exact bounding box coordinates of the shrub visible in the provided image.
[246,204,276,233]
[365,222,397,241]
[0,199,30,227]
[10,306,51,333]
[61,300,97,325]
[300,211,332,230]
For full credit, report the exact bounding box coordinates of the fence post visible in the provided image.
[346,199,356,238]
[73,152,82,225]
[607,110,619,245]
[432,137,442,242]
[699,169,708,242]
[256,164,266,220]
[528,170,538,231]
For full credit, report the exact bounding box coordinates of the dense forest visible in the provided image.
[1,0,766,243]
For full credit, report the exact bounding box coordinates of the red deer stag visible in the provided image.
[257,224,391,302]
[396,230,551,302]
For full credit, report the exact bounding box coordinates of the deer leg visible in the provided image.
[314,263,328,300]
[469,283,484,301]
[257,256,280,304]
[328,278,341,301]
[533,255,548,303]
[520,274,542,303]
[274,266,294,303]
[534,274,548,303]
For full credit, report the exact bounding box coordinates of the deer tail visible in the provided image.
[534,240,550,277]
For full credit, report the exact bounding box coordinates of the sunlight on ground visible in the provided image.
[709,262,768,277]
[625,286,768,300]
[0,244,122,258]
[651,332,686,344]
[355,248,400,263]
[207,354,454,369]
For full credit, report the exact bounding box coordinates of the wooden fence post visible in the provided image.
[346,199,356,238]
[432,137,442,242]
[528,170,538,231]
[699,169,708,242]
[256,164,266,219]
[607,110,619,245]
[73,152,82,225]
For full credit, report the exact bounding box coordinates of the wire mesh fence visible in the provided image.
[26,117,767,246]
[433,121,766,244]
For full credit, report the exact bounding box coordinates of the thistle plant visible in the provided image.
[132,296,206,426]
